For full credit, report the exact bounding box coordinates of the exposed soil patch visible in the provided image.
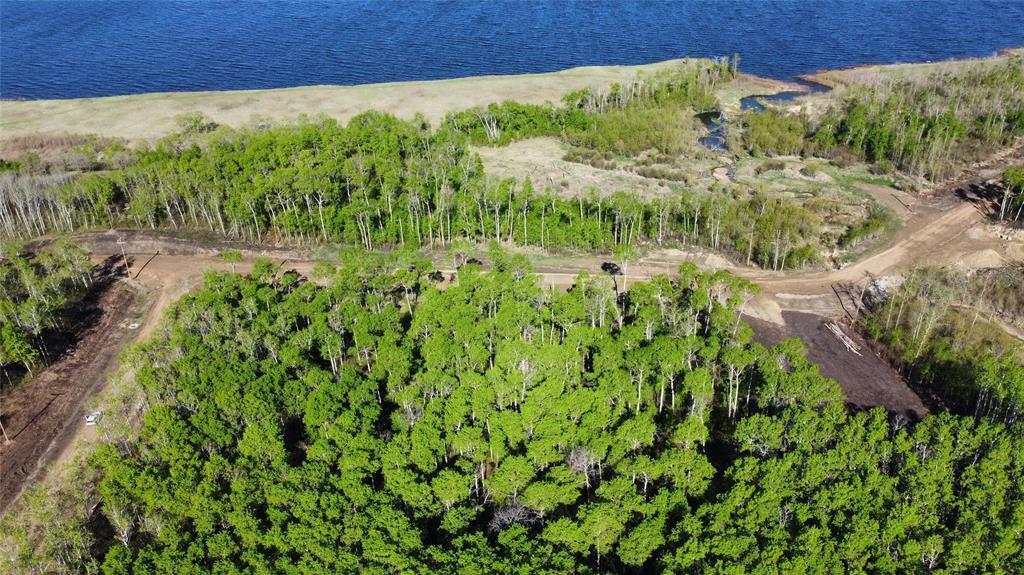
[746,311,928,420]
[31,228,313,260]
[0,265,150,514]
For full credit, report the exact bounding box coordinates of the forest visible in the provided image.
[0,58,888,271]
[861,265,1024,421]
[3,57,1021,273]
[812,57,1024,180]
[2,56,1024,573]
[2,255,1022,574]
[0,58,1022,274]
[0,109,827,270]
[0,242,94,383]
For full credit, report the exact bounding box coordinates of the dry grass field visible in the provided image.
[803,47,1024,88]
[0,59,706,141]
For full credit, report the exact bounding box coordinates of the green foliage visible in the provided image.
[443,101,577,145]
[0,241,93,378]
[444,60,731,150]
[0,113,831,268]
[61,256,830,573]
[838,205,896,248]
[862,266,1024,421]
[7,258,1024,573]
[799,163,821,177]
[0,58,858,269]
[814,58,1024,179]
[669,407,1024,574]
[220,249,242,271]
[741,110,807,156]
[970,266,1024,327]
[753,159,786,175]
[174,111,219,135]
[0,158,21,173]
[1000,166,1024,223]
[564,103,700,156]
[0,468,100,574]
[1007,166,1024,191]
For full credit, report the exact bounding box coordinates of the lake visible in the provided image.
[2,0,1023,99]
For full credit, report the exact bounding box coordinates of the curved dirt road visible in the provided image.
[6,173,1020,516]
[70,189,1008,312]
[752,201,986,293]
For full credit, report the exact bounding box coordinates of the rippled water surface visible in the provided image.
[2,0,1023,99]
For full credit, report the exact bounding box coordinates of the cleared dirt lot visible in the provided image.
[746,312,929,419]
[0,263,150,514]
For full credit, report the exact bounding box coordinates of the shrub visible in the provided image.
[838,207,895,248]
[742,110,807,156]
[754,159,787,175]
[827,147,860,169]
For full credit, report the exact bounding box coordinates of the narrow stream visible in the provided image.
[740,81,830,112]
[698,80,831,150]
[697,111,728,150]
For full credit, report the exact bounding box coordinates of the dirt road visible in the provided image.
[0,277,149,514]
[6,171,1020,516]
[68,181,1014,331]
[755,201,986,293]
[59,192,988,429]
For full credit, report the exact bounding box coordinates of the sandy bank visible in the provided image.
[800,46,1024,88]
[1,59,712,142]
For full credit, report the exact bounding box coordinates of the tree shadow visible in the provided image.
[957,181,1022,227]
[21,255,132,380]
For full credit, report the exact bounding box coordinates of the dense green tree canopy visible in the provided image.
[4,255,1014,574]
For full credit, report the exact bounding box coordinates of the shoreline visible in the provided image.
[0,59,793,142]
[799,46,1023,88]
[2,50,1020,142]
[1,59,695,105]
[4,47,1021,105]
[5,47,1019,106]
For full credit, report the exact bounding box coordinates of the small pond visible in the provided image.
[697,81,831,150]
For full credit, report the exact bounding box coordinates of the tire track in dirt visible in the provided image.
[752,201,986,293]
[6,182,1014,513]
[0,280,147,514]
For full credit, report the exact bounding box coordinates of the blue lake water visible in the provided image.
[2,0,1024,100]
